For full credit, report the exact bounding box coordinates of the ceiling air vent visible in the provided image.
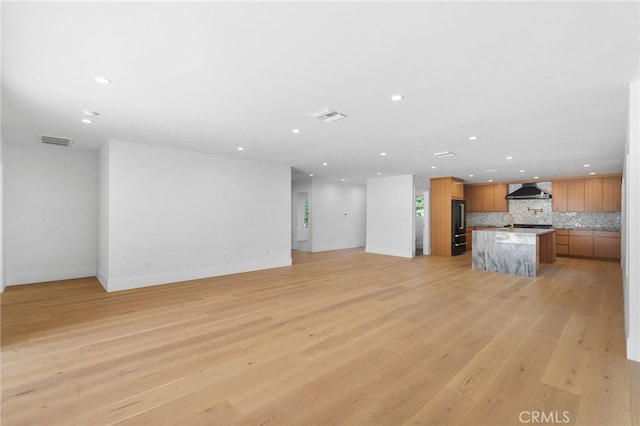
[39,135,73,148]
[433,151,456,158]
[308,108,347,123]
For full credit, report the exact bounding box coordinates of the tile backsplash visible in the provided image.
[466,181,621,231]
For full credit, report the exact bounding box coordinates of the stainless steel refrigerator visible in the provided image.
[451,200,466,255]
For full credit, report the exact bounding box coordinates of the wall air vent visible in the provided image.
[39,135,73,148]
[308,108,347,123]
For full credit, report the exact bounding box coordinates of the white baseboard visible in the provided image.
[103,257,292,292]
[311,241,364,252]
[5,266,97,286]
[365,245,413,258]
[628,337,640,363]
[96,268,108,291]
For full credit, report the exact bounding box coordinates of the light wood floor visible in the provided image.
[1,250,638,425]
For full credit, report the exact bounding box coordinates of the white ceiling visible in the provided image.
[2,1,638,186]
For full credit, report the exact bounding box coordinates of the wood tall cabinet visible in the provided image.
[464,183,508,212]
[430,177,464,256]
[552,175,622,212]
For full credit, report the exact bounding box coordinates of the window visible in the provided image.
[416,196,424,217]
[303,199,309,228]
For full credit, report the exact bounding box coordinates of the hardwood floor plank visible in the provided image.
[524,383,580,425]
[400,388,475,426]
[540,313,593,396]
[574,353,633,425]
[444,316,536,401]
[457,331,559,426]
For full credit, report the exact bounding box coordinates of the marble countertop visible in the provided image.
[473,228,556,235]
[554,227,621,232]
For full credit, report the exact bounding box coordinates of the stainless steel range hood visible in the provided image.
[506,183,552,200]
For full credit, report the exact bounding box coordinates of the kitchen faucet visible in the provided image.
[502,212,514,231]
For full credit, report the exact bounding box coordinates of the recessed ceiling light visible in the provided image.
[520,170,525,173]
[506,156,513,160]
[589,172,596,175]
[94,76,111,84]
[380,152,387,156]
[469,174,474,177]
[237,147,244,151]
[430,166,436,169]
[292,129,301,134]
[469,136,478,141]
[81,118,93,124]
[82,110,99,116]
[391,94,404,101]
[376,172,382,175]
[322,162,328,166]
[534,176,540,179]
[488,179,494,183]
[309,174,314,177]
[584,164,591,167]
[341,178,346,181]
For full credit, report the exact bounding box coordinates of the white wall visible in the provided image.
[1,140,4,292]
[97,141,110,291]
[0,4,4,291]
[3,142,98,286]
[309,178,366,252]
[99,140,292,292]
[0,142,4,293]
[623,81,640,362]
[366,175,415,258]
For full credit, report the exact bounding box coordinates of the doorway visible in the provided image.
[293,191,310,252]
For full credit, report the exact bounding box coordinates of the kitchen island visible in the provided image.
[472,228,556,277]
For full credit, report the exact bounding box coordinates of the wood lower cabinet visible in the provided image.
[594,231,621,259]
[556,229,620,260]
[555,230,569,255]
[568,230,594,256]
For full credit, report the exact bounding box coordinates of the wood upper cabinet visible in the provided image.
[584,178,603,211]
[552,180,568,212]
[465,185,483,212]
[566,179,585,212]
[464,183,507,212]
[451,178,464,200]
[483,185,495,212]
[602,176,622,211]
[552,175,621,212]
